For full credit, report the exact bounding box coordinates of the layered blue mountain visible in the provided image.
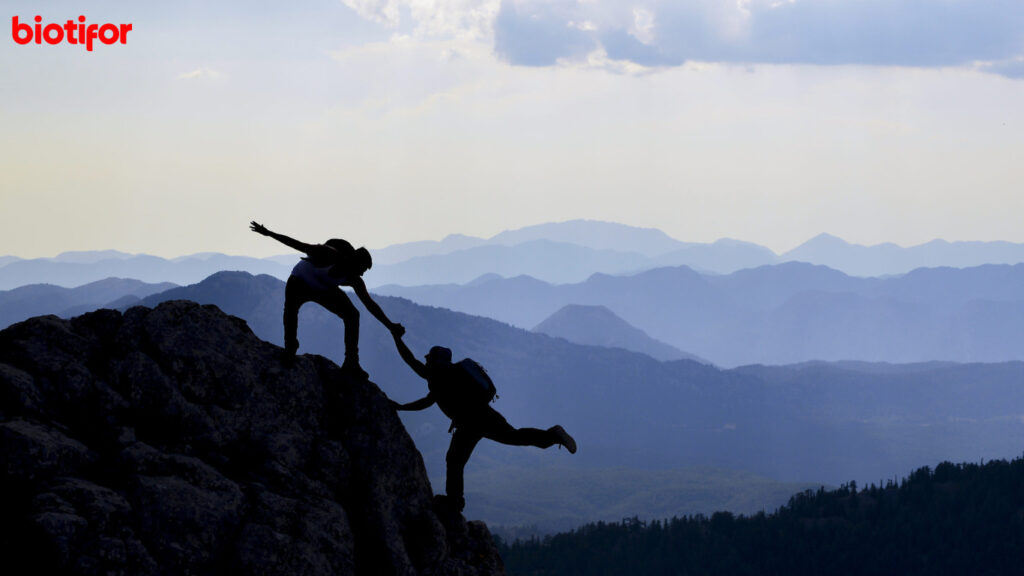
[0,252,291,290]
[532,304,705,363]
[126,272,1024,495]
[0,277,176,328]
[7,221,1024,289]
[370,240,651,286]
[378,262,1024,366]
[371,234,488,265]
[8,260,1024,367]
[487,220,687,256]
[783,233,1024,277]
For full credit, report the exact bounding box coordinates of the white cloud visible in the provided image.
[341,0,500,42]
[578,47,656,75]
[630,8,655,45]
[569,20,599,32]
[340,0,404,27]
[177,68,221,81]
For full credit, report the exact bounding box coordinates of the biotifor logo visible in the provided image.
[11,16,132,51]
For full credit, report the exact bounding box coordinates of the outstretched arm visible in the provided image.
[391,393,435,412]
[250,221,320,255]
[392,332,429,380]
[351,278,405,336]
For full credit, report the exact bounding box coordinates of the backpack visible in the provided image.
[453,358,498,405]
[307,238,354,267]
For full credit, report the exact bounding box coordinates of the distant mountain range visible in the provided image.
[121,272,1024,490]
[0,277,177,328]
[7,260,1024,366]
[7,259,1024,367]
[9,270,1023,533]
[7,220,1024,289]
[786,233,1024,277]
[0,251,291,290]
[378,262,1024,366]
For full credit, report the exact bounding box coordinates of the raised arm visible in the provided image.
[249,221,320,255]
[392,332,429,380]
[351,278,405,336]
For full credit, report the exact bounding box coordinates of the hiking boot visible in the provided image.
[281,343,298,365]
[341,358,368,380]
[550,425,577,454]
[280,338,296,360]
[434,494,465,513]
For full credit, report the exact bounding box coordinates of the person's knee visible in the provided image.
[446,450,466,468]
[333,300,358,322]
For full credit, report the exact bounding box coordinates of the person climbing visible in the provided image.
[250,221,403,378]
[389,332,577,512]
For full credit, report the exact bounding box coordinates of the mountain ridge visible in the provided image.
[9,221,1024,288]
[532,304,706,363]
[378,262,1024,366]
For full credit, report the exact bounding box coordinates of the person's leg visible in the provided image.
[282,276,311,358]
[310,288,363,372]
[482,409,576,453]
[446,427,482,511]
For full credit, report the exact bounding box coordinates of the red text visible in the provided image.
[12,16,132,51]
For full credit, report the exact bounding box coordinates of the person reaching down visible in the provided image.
[250,221,403,378]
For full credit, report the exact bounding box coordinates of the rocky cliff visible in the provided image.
[0,301,503,575]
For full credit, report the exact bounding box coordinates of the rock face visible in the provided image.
[0,301,503,575]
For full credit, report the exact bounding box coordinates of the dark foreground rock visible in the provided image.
[0,301,503,575]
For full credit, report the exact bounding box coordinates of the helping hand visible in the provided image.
[390,323,406,338]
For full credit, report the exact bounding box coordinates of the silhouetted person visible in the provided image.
[389,333,577,512]
[250,221,403,378]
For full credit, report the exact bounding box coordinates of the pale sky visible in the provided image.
[2,0,1023,258]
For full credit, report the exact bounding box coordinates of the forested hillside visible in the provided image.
[499,456,1024,575]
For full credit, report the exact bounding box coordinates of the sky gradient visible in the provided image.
[2,0,1023,258]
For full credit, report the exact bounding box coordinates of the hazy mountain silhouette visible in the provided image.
[0,278,176,329]
[8,260,1024,366]
[371,233,488,265]
[784,233,1024,277]
[0,301,502,575]
[379,262,1024,366]
[131,272,1024,493]
[651,238,779,272]
[532,304,707,363]
[369,240,650,286]
[50,249,136,263]
[0,252,291,290]
[9,223,1024,290]
[489,219,688,257]
[373,220,688,267]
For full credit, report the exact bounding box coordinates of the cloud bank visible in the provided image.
[342,0,1024,77]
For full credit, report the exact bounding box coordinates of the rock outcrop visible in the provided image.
[0,301,503,575]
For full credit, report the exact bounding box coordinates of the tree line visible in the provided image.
[497,456,1024,575]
